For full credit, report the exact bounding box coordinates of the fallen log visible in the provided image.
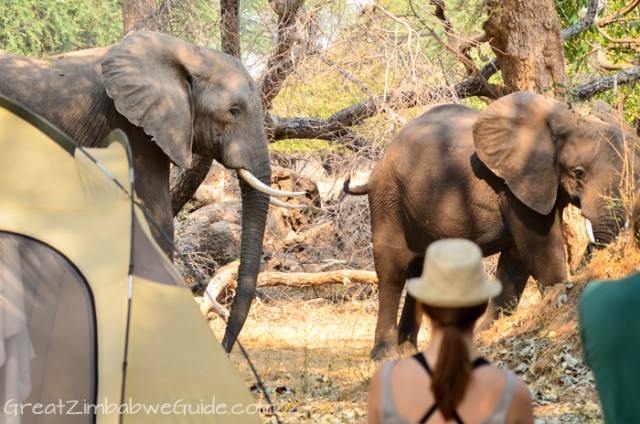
[257,268,378,288]
[200,261,378,318]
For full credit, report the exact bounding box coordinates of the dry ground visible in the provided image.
[201,236,640,424]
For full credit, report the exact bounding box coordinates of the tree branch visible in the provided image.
[596,26,640,48]
[425,0,480,74]
[572,66,640,100]
[596,0,640,27]
[203,261,377,306]
[561,0,600,40]
[266,61,640,148]
[596,49,636,71]
[267,59,501,144]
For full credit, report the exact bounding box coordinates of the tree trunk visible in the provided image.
[220,0,241,58]
[483,0,569,98]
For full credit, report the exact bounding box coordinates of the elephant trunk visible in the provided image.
[591,199,627,245]
[222,150,271,353]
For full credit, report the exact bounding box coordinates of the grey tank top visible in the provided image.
[379,360,517,424]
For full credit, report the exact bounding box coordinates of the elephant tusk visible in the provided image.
[237,169,307,198]
[270,197,307,209]
[585,219,596,243]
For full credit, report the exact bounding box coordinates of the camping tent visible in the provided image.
[0,95,262,424]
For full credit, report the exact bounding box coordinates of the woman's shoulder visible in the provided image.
[504,371,534,424]
[472,365,533,423]
[475,364,531,396]
[490,370,533,424]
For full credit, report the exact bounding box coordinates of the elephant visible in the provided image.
[0,31,303,353]
[345,91,639,360]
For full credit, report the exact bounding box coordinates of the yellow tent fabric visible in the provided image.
[0,95,262,423]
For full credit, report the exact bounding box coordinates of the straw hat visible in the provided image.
[407,239,502,307]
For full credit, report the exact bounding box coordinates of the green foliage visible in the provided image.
[555,0,639,128]
[177,201,195,222]
[591,84,640,131]
[555,0,596,70]
[556,0,640,73]
[270,138,344,155]
[0,0,122,56]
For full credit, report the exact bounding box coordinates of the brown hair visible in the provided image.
[420,302,488,420]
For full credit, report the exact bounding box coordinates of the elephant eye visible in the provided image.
[573,166,587,181]
[229,106,241,120]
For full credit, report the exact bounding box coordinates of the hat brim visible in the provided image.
[406,276,502,308]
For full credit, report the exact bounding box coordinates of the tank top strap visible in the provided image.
[472,356,490,368]
[412,352,433,376]
[412,354,465,424]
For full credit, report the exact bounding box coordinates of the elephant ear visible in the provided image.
[591,100,638,140]
[102,31,196,168]
[472,92,569,215]
[590,100,621,125]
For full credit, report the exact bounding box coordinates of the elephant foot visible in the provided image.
[369,341,400,362]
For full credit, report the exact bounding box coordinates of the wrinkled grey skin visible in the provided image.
[0,32,269,353]
[345,92,638,360]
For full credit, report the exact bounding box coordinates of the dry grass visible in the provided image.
[201,235,640,424]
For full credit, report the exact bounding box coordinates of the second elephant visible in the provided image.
[346,92,639,360]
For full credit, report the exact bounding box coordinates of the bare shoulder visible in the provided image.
[507,373,534,424]
[367,360,392,402]
[367,362,388,424]
[368,363,385,394]
[390,356,431,385]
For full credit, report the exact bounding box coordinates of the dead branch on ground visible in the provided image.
[202,260,377,317]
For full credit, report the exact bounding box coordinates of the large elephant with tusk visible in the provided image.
[0,31,304,353]
[345,92,640,360]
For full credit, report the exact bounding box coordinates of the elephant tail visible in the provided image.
[343,177,369,195]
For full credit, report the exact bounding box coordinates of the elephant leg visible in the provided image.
[478,248,530,330]
[371,243,414,361]
[492,248,530,315]
[397,258,424,353]
[504,196,569,291]
[130,144,174,258]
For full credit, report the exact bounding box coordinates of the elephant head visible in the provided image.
[102,32,268,172]
[473,92,636,246]
[100,32,301,352]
